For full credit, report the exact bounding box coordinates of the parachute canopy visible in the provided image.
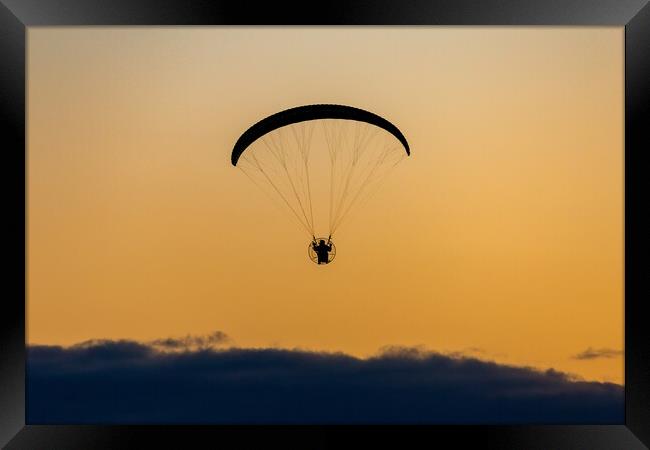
[232,104,410,239]
[232,104,410,166]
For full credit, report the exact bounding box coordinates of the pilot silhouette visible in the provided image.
[312,239,333,265]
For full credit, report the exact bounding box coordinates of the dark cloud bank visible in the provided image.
[27,335,623,424]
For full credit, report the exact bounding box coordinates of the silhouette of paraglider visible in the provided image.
[309,237,335,265]
[231,104,410,264]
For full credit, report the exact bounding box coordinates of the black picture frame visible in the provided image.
[1,1,648,448]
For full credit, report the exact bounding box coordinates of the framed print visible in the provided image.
[1,0,649,448]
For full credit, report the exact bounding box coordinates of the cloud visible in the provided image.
[27,337,623,424]
[572,348,624,360]
[147,331,230,351]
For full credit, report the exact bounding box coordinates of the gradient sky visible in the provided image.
[27,27,623,384]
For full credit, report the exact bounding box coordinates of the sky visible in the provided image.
[27,27,623,386]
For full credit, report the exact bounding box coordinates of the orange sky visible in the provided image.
[27,27,623,384]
